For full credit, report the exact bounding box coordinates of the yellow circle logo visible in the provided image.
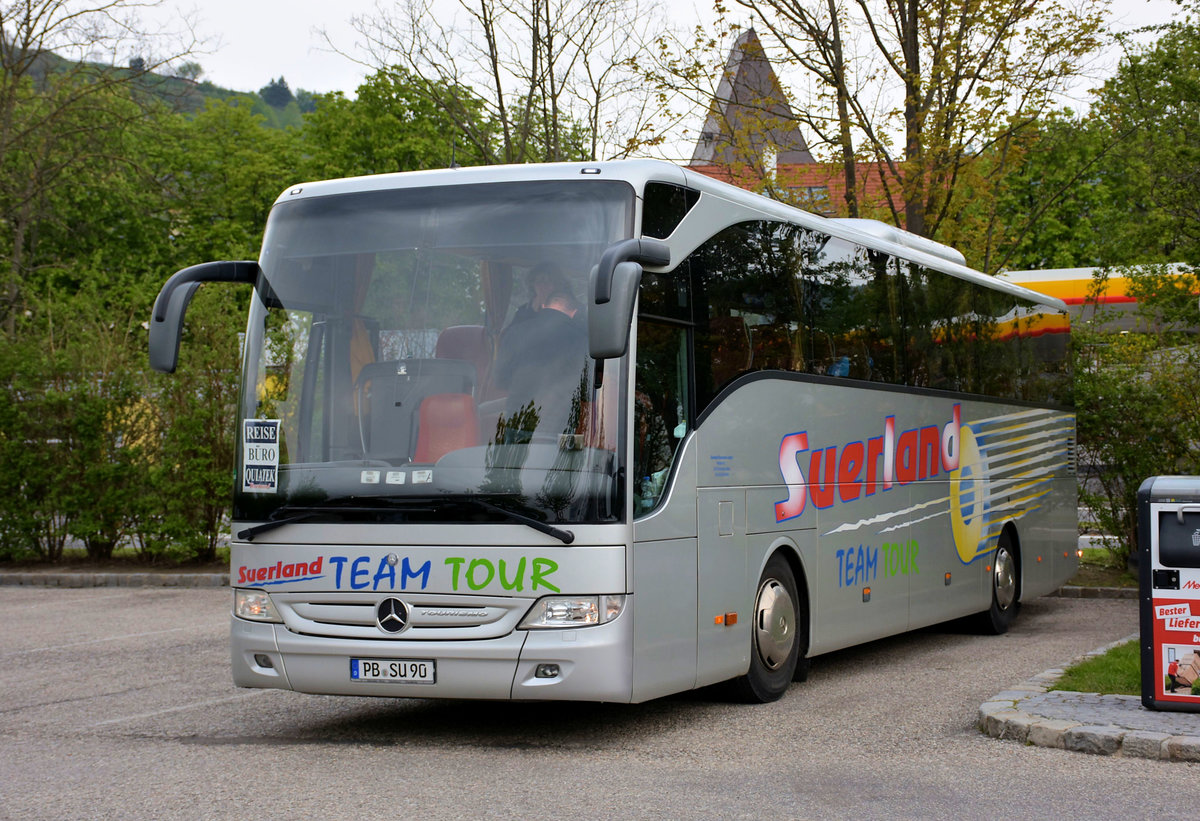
[950,425,989,563]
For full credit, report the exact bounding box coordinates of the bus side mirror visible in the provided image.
[149,260,260,373]
[589,261,643,359]
[587,238,669,361]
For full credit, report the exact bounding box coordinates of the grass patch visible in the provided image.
[1068,545,1137,588]
[1050,639,1141,696]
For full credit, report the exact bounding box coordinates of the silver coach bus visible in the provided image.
[149,160,1077,703]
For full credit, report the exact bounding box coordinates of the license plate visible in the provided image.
[350,658,436,684]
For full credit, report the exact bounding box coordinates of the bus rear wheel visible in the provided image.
[730,554,803,703]
[976,530,1020,635]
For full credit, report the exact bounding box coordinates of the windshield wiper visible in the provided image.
[468,498,575,545]
[238,512,320,541]
[236,497,420,541]
[236,496,575,544]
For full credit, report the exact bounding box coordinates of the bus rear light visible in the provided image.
[519,595,625,629]
[234,589,283,623]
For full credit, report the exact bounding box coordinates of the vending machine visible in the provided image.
[1139,476,1200,712]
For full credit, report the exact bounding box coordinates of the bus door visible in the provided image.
[630,318,700,699]
[696,487,748,686]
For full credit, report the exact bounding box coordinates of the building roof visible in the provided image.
[689,29,814,168]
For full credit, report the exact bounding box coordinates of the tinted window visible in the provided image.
[661,221,1071,414]
[687,221,805,410]
[642,182,699,240]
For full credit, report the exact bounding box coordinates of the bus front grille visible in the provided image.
[269,592,532,641]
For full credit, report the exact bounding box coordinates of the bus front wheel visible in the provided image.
[976,530,1020,635]
[730,554,803,703]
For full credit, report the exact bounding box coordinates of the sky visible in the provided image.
[158,0,1188,100]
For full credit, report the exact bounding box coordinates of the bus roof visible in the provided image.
[274,159,1067,313]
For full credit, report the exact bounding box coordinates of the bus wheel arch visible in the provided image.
[977,523,1021,635]
[775,544,811,682]
[729,547,808,702]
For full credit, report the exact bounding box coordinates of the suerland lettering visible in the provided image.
[775,404,961,523]
[237,557,323,585]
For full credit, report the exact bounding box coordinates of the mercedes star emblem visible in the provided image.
[376,597,410,634]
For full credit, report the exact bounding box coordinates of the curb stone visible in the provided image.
[1049,585,1138,599]
[0,571,229,588]
[978,632,1200,761]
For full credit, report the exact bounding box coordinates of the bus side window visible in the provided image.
[642,182,699,240]
[690,220,804,411]
[634,320,690,515]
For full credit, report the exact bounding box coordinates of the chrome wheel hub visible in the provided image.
[994,545,1017,611]
[753,578,795,671]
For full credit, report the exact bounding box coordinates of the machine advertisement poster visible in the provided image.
[1138,477,1200,711]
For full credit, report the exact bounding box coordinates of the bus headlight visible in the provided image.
[519,595,625,629]
[234,589,283,623]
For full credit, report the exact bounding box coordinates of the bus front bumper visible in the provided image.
[231,608,635,702]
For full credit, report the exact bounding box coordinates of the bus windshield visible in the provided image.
[234,179,633,529]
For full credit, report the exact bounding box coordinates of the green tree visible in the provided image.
[340,0,665,163]
[259,76,295,108]
[962,111,1129,272]
[136,99,302,561]
[301,69,488,178]
[1075,265,1200,567]
[650,0,1107,243]
[983,4,1200,272]
[0,0,197,335]
[158,98,302,259]
[0,71,178,561]
[1091,6,1200,265]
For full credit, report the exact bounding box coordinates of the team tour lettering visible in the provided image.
[236,553,560,593]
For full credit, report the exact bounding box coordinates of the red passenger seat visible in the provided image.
[414,393,479,463]
[435,325,491,396]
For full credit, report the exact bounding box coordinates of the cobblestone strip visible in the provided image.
[978,633,1200,761]
[1048,586,1138,599]
[0,572,229,588]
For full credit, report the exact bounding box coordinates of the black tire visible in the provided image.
[730,554,805,703]
[975,530,1020,635]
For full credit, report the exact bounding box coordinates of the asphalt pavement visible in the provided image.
[4,567,1198,762]
[3,582,1197,819]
